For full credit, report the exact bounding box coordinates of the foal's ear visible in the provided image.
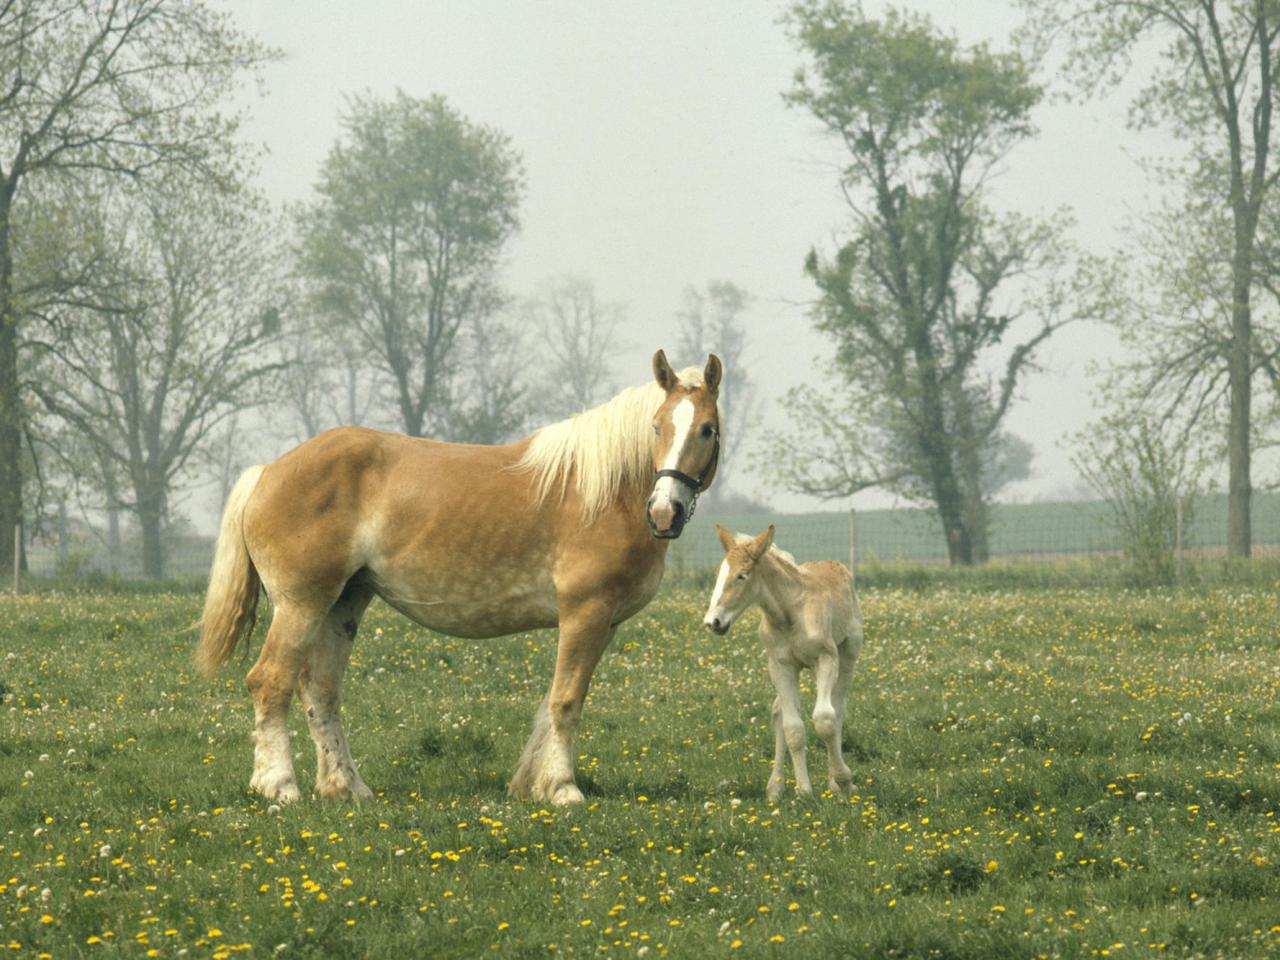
[653,349,677,392]
[751,524,775,558]
[716,523,736,553]
[704,353,722,395]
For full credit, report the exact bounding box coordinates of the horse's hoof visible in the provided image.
[550,783,585,806]
[315,777,373,801]
[252,774,300,803]
[766,779,785,803]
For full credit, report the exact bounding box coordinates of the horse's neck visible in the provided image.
[755,554,804,631]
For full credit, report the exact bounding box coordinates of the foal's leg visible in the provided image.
[766,695,788,802]
[766,655,811,799]
[297,584,374,800]
[510,603,616,806]
[813,649,854,797]
[246,602,326,802]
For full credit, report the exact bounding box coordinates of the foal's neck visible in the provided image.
[755,551,804,631]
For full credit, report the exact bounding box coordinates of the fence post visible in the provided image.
[1174,497,1184,584]
[848,507,857,587]
[12,524,20,595]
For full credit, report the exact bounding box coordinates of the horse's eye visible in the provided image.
[701,423,715,439]
[736,572,748,581]
[652,423,660,436]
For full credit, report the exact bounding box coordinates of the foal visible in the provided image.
[703,525,862,801]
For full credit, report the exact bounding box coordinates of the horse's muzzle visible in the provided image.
[646,495,686,539]
[706,616,731,635]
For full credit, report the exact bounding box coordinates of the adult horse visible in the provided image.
[196,350,721,806]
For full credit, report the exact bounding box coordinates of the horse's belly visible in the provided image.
[369,567,559,639]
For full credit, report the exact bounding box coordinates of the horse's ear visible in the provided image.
[716,524,735,553]
[704,353,722,395]
[653,349,677,392]
[751,524,775,558]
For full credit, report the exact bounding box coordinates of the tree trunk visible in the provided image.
[107,504,120,578]
[0,192,21,577]
[920,417,973,564]
[1227,213,1253,558]
[137,487,166,579]
[952,388,990,563]
[914,343,974,565]
[934,475,973,566]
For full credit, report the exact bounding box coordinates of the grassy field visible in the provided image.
[1,582,1279,958]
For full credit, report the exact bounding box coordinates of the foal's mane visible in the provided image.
[515,366,705,522]
[732,532,799,570]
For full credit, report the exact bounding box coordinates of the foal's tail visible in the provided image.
[195,465,265,677]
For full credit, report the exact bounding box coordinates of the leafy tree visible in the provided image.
[776,1,1100,565]
[1074,411,1204,584]
[294,91,524,439]
[1019,0,1280,557]
[0,0,273,575]
[676,281,756,499]
[29,175,285,577]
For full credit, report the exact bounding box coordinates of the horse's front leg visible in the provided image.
[766,654,811,800]
[510,601,616,806]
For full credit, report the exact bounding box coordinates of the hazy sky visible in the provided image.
[212,0,1169,517]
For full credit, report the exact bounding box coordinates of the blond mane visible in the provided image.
[515,367,705,522]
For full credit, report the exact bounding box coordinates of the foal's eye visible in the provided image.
[700,423,715,439]
[736,572,748,581]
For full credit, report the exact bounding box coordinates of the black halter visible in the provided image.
[655,435,719,522]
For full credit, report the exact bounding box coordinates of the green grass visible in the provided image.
[2,584,1279,958]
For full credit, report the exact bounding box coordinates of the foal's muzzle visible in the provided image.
[705,614,731,635]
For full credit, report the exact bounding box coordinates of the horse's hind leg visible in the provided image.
[297,584,374,800]
[246,602,326,802]
[813,649,854,798]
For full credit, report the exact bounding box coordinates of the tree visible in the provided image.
[294,91,524,439]
[0,0,273,576]
[29,174,285,577]
[448,312,531,444]
[1074,410,1204,584]
[776,1,1099,565]
[676,281,757,498]
[526,275,626,419]
[279,307,384,442]
[1019,0,1280,557]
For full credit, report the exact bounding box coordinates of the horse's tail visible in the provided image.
[195,465,265,678]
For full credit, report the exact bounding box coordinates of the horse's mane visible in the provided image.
[515,366,705,522]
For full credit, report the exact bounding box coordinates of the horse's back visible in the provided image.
[241,427,539,608]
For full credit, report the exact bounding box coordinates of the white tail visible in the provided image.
[195,465,265,677]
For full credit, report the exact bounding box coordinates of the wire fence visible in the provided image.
[666,492,1280,573]
[15,491,1280,584]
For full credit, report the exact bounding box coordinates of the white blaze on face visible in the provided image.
[703,558,732,627]
[652,398,696,510]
